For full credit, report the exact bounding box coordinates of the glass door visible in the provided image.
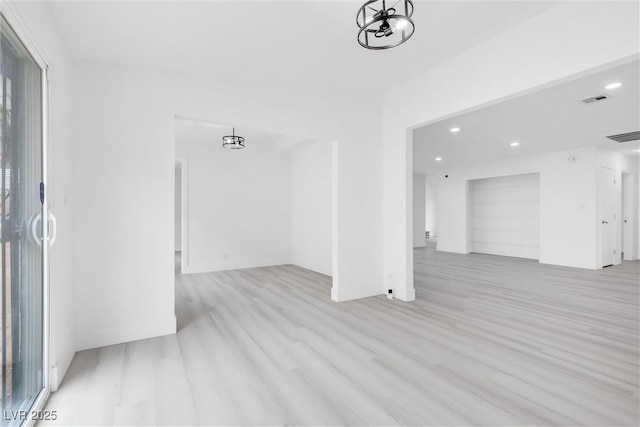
[1,14,47,426]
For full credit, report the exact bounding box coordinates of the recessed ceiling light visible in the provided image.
[605,82,622,90]
[510,141,520,147]
[435,157,442,161]
[450,127,460,133]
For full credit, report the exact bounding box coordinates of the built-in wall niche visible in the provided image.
[467,173,541,260]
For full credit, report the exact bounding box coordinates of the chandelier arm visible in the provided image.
[356,0,382,28]
[389,0,400,9]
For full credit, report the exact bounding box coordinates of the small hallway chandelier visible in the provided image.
[222,127,245,149]
[357,0,415,50]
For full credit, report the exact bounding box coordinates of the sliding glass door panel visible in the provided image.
[1,15,45,425]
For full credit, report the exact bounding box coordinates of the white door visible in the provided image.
[599,167,616,267]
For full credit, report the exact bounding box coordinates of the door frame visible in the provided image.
[1,4,51,423]
[621,171,637,261]
[175,157,188,275]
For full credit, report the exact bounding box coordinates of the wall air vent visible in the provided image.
[581,94,610,104]
[606,131,640,143]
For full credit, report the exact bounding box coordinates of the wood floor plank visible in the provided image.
[39,249,639,426]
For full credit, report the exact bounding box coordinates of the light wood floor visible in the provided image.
[41,249,639,426]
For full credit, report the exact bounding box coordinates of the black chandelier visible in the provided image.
[221,127,245,149]
[357,0,414,50]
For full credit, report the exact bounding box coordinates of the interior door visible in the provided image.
[599,167,616,267]
[1,14,47,424]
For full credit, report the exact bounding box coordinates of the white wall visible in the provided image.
[435,148,599,269]
[332,128,383,302]
[71,64,177,351]
[425,178,437,237]
[175,165,181,252]
[5,1,76,391]
[412,174,426,247]
[383,1,640,300]
[291,141,332,276]
[69,55,382,350]
[596,148,640,263]
[176,137,291,273]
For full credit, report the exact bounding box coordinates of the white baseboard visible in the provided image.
[539,257,598,270]
[183,258,291,274]
[50,347,75,392]
[76,315,177,352]
[396,287,416,302]
[331,286,382,302]
[290,261,332,277]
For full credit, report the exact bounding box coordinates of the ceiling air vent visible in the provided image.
[581,94,610,104]
[606,131,640,143]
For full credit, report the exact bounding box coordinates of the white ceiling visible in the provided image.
[413,60,640,175]
[45,1,560,93]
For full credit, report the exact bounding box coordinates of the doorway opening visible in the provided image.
[412,174,437,250]
[409,58,639,291]
[172,116,336,301]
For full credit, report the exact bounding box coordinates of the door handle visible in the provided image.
[48,212,58,247]
[602,220,609,224]
[48,212,57,246]
[30,212,42,245]
[29,211,57,247]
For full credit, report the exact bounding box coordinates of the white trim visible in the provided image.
[330,141,339,301]
[0,3,50,70]
[49,346,73,393]
[333,286,383,303]
[175,157,188,274]
[32,62,51,423]
[76,316,177,352]
[184,258,293,275]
